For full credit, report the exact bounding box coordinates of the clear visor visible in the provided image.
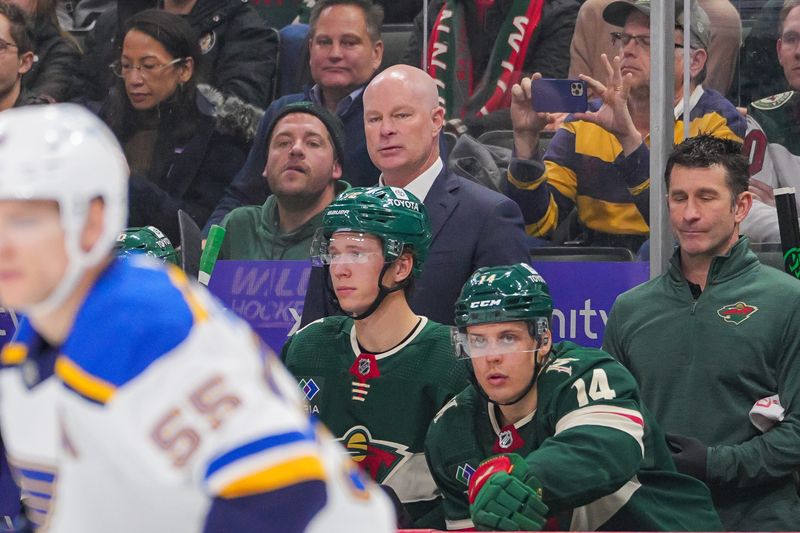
[116,247,149,257]
[310,229,387,267]
[0,203,63,249]
[451,327,538,360]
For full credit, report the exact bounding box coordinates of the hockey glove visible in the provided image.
[666,433,708,481]
[467,453,548,531]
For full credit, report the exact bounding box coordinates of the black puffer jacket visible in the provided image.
[21,16,82,103]
[97,85,262,244]
[80,0,278,107]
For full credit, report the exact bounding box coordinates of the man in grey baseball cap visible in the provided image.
[603,0,711,51]
[504,0,745,251]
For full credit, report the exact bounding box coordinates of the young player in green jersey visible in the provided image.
[281,186,469,528]
[425,263,723,531]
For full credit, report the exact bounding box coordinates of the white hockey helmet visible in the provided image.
[0,104,129,316]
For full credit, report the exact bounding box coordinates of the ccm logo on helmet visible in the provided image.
[387,199,420,211]
[469,299,501,309]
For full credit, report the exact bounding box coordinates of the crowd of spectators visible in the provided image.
[1,0,800,530]
[2,0,792,255]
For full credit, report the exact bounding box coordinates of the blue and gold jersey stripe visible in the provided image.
[1,342,27,365]
[56,259,203,392]
[218,455,326,499]
[206,427,327,498]
[206,429,315,478]
[55,355,117,404]
[167,266,209,324]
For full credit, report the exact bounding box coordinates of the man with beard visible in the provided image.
[217,102,348,260]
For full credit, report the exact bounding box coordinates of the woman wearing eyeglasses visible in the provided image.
[7,0,81,103]
[97,9,258,244]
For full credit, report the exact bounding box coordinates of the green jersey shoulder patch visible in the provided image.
[751,91,795,111]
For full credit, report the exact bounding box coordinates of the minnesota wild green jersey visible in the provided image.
[281,315,470,527]
[425,341,723,531]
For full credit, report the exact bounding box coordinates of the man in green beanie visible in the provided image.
[218,102,349,260]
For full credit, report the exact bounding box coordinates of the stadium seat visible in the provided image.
[379,23,414,71]
[442,131,458,158]
[277,24,307,97]
[477,129,554,153]
[477,129,514,150]
[749,241,785,271]
[266,26,281,101]
[251,0,301,27]
[531,246,636,262]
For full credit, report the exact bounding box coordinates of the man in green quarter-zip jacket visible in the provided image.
[603,134,800,531]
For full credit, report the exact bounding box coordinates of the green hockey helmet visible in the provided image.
[115,226,180,265]
[312,186,432,277]
[454,264,553,406]
[454,263,553,330]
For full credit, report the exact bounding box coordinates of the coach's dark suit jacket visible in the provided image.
[300,165,532,326]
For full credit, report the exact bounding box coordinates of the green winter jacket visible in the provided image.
[218,180,349,260]
[603,236,800,530]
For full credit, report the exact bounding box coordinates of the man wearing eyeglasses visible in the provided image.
[505,0,745,252]
[0,2,33,112]
[569,0,741,96]
[740,0,800,243]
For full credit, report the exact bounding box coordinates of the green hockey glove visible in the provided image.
[468,454,548,531]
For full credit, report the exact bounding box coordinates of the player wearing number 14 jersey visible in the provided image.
[425,263,722,531]
[0,105,394,533]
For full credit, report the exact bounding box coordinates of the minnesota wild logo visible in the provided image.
[717,302,759,325]
[751,91,793,110]
[340,426,410,480]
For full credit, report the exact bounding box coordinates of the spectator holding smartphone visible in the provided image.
[505,0,744,251]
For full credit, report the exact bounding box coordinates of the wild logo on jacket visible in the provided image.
[717,301,758,325]
[340,425,410,481]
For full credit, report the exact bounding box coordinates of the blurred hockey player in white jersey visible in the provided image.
[0,104,395,532]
